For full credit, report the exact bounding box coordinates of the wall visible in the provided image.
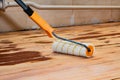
[0,0,120,32]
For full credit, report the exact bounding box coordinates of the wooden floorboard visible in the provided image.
[0,22,120,80]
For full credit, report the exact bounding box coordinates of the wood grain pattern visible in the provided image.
[0,22,120,80]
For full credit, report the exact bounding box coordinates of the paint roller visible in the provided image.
[15,0,95,57]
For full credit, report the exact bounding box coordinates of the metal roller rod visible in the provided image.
[2,1,120,10]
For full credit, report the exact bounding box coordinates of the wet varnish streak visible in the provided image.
[0,51,51,66]
[71,33,120,40]
[0,40,51,66]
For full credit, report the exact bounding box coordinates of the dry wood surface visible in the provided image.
[0,22,120,80]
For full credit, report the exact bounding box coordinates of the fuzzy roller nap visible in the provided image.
[52,40,94,57]
[15,0,95,58]
[52,33,95,57]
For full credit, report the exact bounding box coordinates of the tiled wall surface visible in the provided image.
[0,0,120,32]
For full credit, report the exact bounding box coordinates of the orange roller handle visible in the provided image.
[15,0,54,37]
[30,11,54,37]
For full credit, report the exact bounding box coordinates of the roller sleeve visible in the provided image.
[52,40,95,57]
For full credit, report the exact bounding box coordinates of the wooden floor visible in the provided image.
[0,22,120,80]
